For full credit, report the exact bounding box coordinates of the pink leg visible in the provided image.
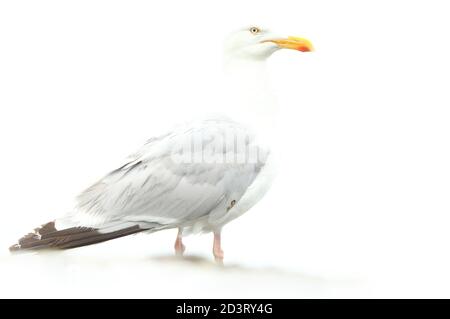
[174,228,185,256]
[213,231,224,263]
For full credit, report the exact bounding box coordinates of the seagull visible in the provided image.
[9,26,313,262]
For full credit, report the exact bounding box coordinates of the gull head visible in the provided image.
[224,26,314,61]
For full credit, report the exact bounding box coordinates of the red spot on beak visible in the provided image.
[298,46,312,52]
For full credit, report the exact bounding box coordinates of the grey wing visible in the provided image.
[73,119,267,231]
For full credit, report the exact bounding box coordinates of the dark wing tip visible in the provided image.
[9,222,145,252]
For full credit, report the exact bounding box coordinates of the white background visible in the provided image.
[1,0,450,298]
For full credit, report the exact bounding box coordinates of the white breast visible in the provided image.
[185,147,276,234]
[221,151,276,225]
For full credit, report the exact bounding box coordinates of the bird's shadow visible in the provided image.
[4,250,360,284]
[3,250,360,287]
[148,254,337,283]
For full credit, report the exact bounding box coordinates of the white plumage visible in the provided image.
[10,26,313,261]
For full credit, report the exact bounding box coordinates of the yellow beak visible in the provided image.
[263,36,314,52]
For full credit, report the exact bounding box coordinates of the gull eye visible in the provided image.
[249,27,261,34]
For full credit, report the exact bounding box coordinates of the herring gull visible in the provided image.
[9,26,313,262]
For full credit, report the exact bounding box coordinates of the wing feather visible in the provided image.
[73,118,268,230]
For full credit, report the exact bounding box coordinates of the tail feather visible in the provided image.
[9,221,145,252]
